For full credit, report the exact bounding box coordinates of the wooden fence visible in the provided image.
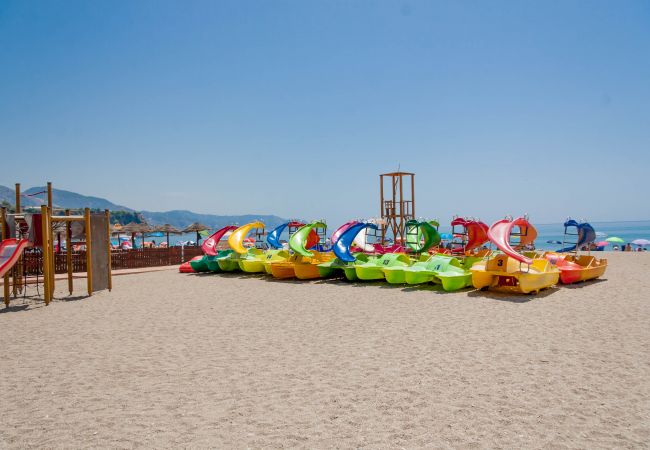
[22,246,204,275]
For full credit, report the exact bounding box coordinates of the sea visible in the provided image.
[114,220,650,251]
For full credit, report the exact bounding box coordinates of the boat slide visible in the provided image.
[201,225,237,256]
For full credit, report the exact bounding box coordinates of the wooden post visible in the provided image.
[85,208,93,296]
[47,182,53,210]
[49,206,55,295]
[105,209,112,292]
[40,205,51,305]
[66,209,73,295]
[15,183,20,214]
[1,206,9,307]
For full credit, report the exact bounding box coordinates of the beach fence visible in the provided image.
[22,247,204,275]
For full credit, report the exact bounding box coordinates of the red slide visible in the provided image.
[487,218,536,265]
[450,218,489,253]
[466,220,489,252]
[201,225,238,256]
[0,239,32,278]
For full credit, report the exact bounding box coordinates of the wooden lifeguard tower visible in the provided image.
[379,171,415,244]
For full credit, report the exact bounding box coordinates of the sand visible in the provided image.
[1,252,648,448]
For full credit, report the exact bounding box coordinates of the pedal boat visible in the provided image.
[317,253,371,279]
[401,255,474,291]
[545,253,607,284]
[470,217,559,294]
[294,251,335,280]
[355,253,412,281]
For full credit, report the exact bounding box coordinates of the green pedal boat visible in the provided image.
[355,253,413,281]
[402,254,475,291]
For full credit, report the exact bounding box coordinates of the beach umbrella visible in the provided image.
[118,222,142,247]
[605,236,624,244]
[595,241,609,247]
[631,239,650,246]
[154,224,182,247]
[137,223,154,248]
[182,222,210,246]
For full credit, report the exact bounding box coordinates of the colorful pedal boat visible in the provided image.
[181,255,203,273]
[294,252,335,280]
[237,248,268,273]
[401,255,476,291]
[269,252,334,279]
[189,255,210,272]
[317,253,372,279]
[206,250,233,272]
[241,249,289,274]
[355,253,412,281]
[545,253,607,284]
[263,250,291,275]
[470,254,560,294]
[216,250,247,272]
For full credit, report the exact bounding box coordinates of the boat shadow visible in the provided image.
[559,278,607,289]
[466,286,560,303]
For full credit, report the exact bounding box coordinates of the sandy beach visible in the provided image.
[1,251,648,448]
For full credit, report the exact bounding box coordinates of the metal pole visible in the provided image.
[411,174,415,218]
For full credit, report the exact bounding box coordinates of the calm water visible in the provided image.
[114,221,650,251]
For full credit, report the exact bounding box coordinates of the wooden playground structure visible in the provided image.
[0,182,112,307]
[379,171,415,244]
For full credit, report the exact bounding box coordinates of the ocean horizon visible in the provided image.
[116,220,650,251]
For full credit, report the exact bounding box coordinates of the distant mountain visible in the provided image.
[0,185,40,207]
[24,186,133,211]
[0,185,288,229]
[141,210,287,230]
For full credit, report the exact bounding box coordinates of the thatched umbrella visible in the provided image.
[119,222,144,247]
[182,222,210,246]
[154,224,182,248]
[136,223,154,248]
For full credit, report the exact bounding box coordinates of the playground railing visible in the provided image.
[22,246,204,275]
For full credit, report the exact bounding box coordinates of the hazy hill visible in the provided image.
[141,210,287,230]
[0,185,288,229]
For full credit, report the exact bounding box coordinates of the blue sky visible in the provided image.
[1,0,649,226]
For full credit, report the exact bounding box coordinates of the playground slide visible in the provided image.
[228,221,265,254]
[334,222,378,262]
[558,220,596,253]
[202,225,237,256]
[0,239,31,278]
[289,221,325,257]
[487,218,533,265]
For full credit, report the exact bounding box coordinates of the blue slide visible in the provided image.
[558,219,597,252]
[334,222,378,263]
[267,222,290,249]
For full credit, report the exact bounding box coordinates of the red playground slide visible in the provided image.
[201,225,238,256]
[0,239,32,278]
